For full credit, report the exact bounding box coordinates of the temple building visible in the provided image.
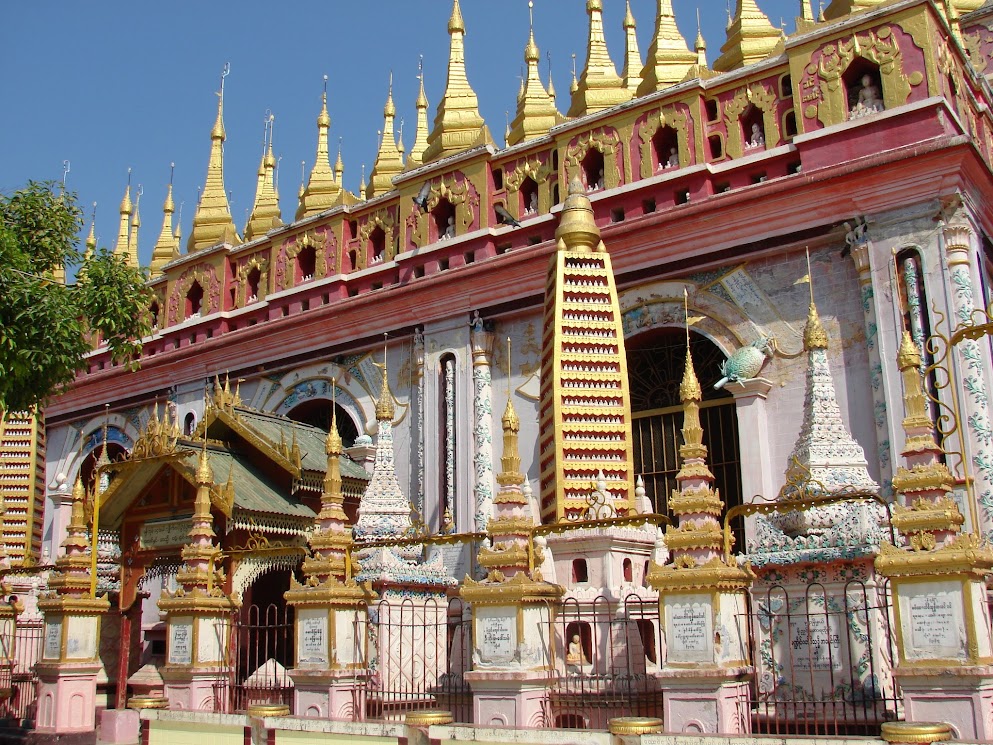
[10,0,993,742]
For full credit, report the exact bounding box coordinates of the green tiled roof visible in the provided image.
[195,447,315,520]
[233,408,369,481]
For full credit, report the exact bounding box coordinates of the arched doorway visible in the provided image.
[626,329,744,548]
[286,400,359,448]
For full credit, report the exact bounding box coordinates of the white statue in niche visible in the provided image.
[566,634,589,670]
[666,147,680,168]
[443,215,456,240]
[850,74,884,118]
[526,190,538,214]
[747,123,765,149]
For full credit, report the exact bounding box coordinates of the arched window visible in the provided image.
[433,199,456,243]
[246,267,261,303]
[653,125,680,171]
[297,245,316,283]
[708,134,724,161]
[784,110,798,140]
[844,58,884,119]
[572,558,589,584]
[368,226,386,265]
[185,281,203,319]
[582,149,605,191]
[184,412,196,436]
[741,104,766,150]
[521,177,539,215]
[622,558,633,582]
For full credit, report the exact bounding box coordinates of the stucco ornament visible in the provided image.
[713,337,774,390]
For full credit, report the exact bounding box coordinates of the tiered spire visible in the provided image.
[83,208,97,264]
[889,332,963,549]
[45,475,94,598]
[407,61,430,169]
[245,115,283,242]
[621,1,643,95]
[422,0,492,163]
[367,76,405,199]
[568,0,630,118]
[151,170,180,275]
[127,188,141,269]
[714,0,784,72]
[781,297,879,496]
[538,179,635,522]
[188,66,240,251]
[353,354,412,544]
[297,77,343,219]
[637,0,699,94]
[662,340,727,565]
[112,179,133,265]
[508,3,564,147]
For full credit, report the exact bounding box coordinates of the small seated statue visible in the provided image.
[443,216,456,240]
[747,123,765,149]
[850,74,884,118]
[566,634,589,668]
[527,190,538,215]
[666,147,680,169]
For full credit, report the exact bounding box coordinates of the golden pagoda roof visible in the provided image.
[297,82,343,219]
[638,0,698,94]
[150,182,179,275]
[714,0,784,72]
[508,7,564,147]
[367,76,405,198]
[568,0,631,117]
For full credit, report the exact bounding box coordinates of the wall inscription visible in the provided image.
[666,594,713,664]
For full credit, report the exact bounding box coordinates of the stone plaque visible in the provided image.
[903,581,965,660]
[788,614,842,671]
[43,619,61,660]
[478,607,517,664]
[66,616,97,660]
[335,610,357,666]
[665,594,713,664]
[197,617,223,663]
[140,518,192,549]
[298,609,328,666]
[169,619,193,665]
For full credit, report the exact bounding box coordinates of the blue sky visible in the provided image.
[1,1,799,266]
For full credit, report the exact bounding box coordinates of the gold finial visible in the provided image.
[422,0,491,163]
[554,178,603,254]
[680,343,702,403]
[297,75,341,219]
[189,62,240,251]
[547,51,557,102]
[196,438,213,486]
[570,53,579,94]
[638,0,698,94]
[508,0,564,147]
[246,111,283,241]
[502,337,521,430]
[801,248,828,350]
[83,202,97,261]
[326,380,343,456]
[407,59,431,169]
[368,73,405,199]
[715,0,782,72]
[621,0,643,94]
[126,184,142,269]
[151,168,179,275]
[359,163,366,196]
[375,335,395,421]
[113,171,133,261]
[568,0,630,117]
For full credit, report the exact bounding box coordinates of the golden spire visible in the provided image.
[570,54,579,95]
[173,201,183,250]
[83,204,97,263]
[508,2,564,147]
[695,10,708,68]
[359,164,367,196]
[245,113,283,241]
[422,0,492,163]
[375,341,395,422]
[621,1,643,95]
[714,0,783,72]
[799,0,815,23]
[126,186,142,269]
[638,0,698,94]
[297,76,342,219]
[189,64,240,251]
[675,340,713,479]
[407,58,430,168]
[113,175,133,262]
[498,337,524,486]
[368,74,405,199]
[803,302,828,350]
[334,139,345,183]
[568,0,630,118]
[151,167,179,275]
[547,52,557,104]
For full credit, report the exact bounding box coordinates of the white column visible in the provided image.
[729,379,775,501]
[471,326,496,533]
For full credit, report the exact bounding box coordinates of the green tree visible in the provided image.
[0,180,151,414]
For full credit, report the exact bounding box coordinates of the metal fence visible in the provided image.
[0,621,43,725]
[364,595,472,723]
[748,579,901,736]
[216,603,294,713]
[550,595,664,730]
